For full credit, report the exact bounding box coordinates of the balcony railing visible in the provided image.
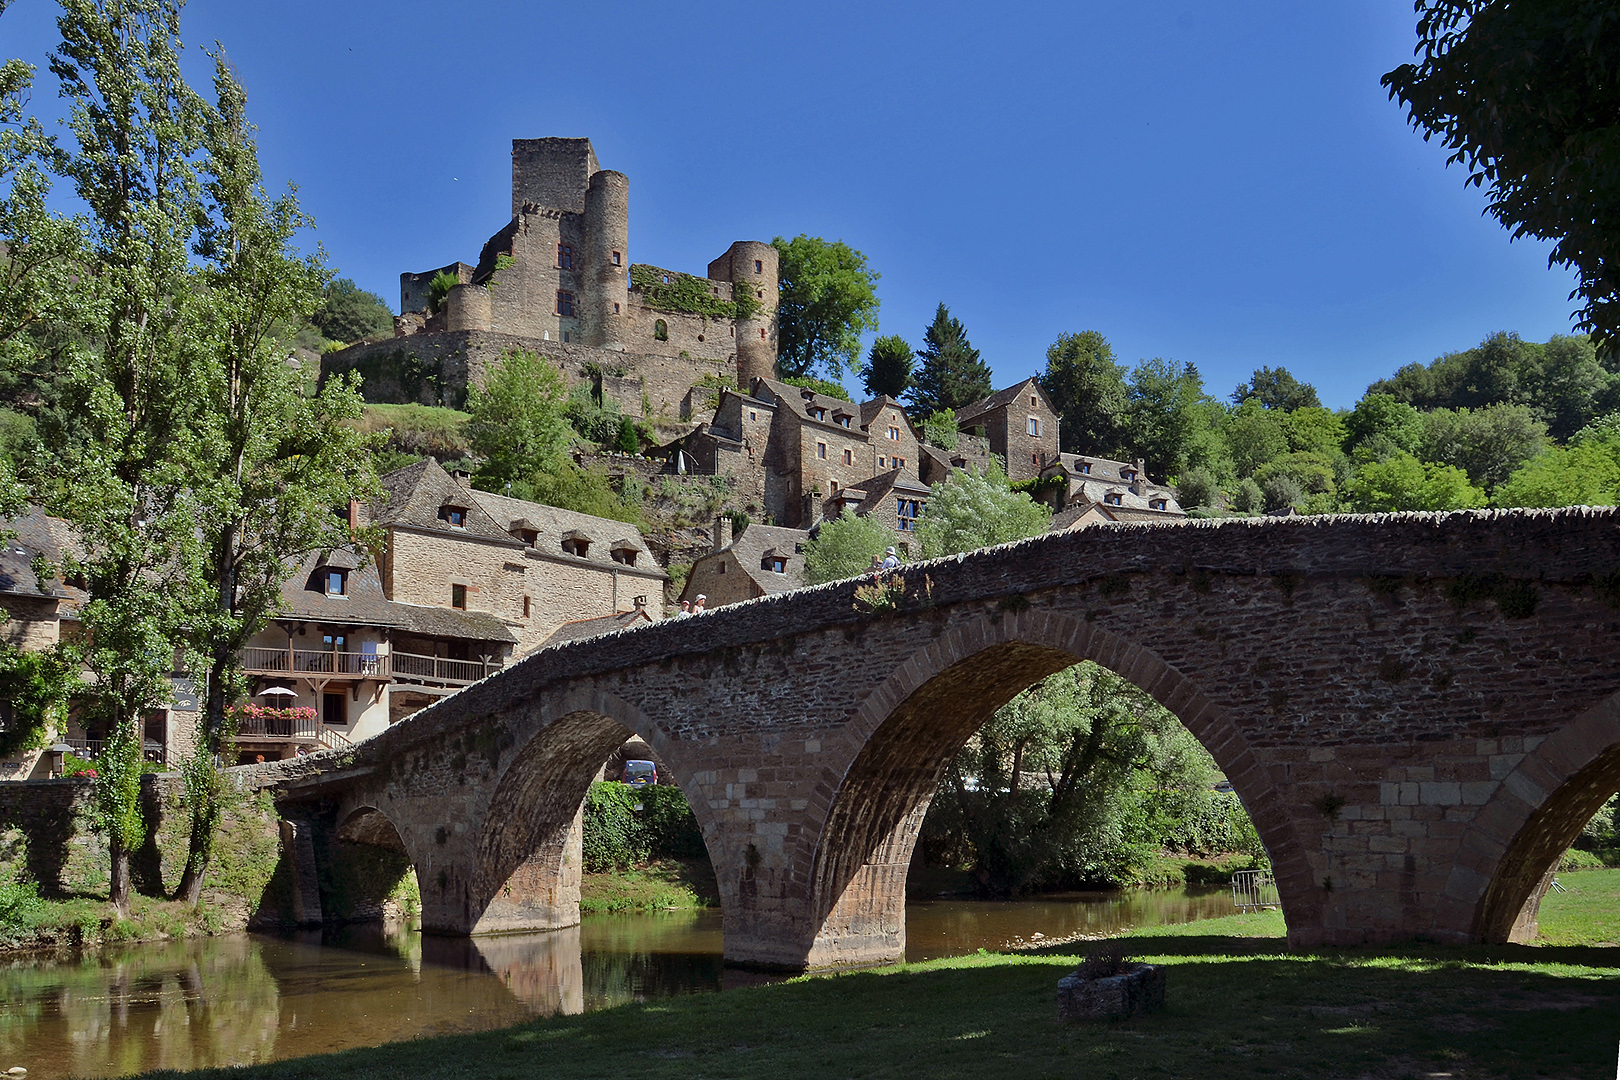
[243,647,498,688]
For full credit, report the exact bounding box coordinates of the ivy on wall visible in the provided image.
[630,265,760,321]
[0,644,78,758]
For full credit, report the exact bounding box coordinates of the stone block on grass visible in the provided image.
[1057,962,1165,1022]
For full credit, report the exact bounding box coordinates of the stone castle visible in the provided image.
[324,137,778,420]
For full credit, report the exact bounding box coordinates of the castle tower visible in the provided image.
[511,137,598,215]
[583,170,629,350]
[708,240,778,388]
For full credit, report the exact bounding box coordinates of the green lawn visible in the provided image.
[135,872,1620,1080]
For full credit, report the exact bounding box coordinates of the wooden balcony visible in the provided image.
[243,647,499,689]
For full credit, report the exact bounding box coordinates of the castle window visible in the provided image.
[611,250,621,266]
[730,327,735,337]
[613,303,620,315]
[897,499,923,531]
[557,244,573,269]
[1104,492,1123,506]
[654,319,668,341]
[324,569,347,596]
[556,291,575,317]
[749,410,757,421]
[757,290,763,299]
[1150,499,1167,510]
[662,274,670,283]
[760,328,766,339]
[1028,417,1041,436]
[451,584,467,609]
[842,448,852,465]
[816,442,827,459]
[754,259,763,274]
[523,595,531,618]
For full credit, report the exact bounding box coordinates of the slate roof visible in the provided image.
[685,523,810,600]
[753,378,861,426]
[391,602,518,643]
[956,378,1050,428]
[0,507,86,612]
[844,468,930,518]
[858,395,907,432]
[374,458,516,544]
[465,487,663,576]
[273,548,518,642]
[541,608,653,647]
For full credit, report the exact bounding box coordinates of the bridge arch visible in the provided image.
[463,688,727,935]
[802,607,1315,968]
[1441,686,1620,944]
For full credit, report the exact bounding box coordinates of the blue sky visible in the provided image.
[1,1,1582,408]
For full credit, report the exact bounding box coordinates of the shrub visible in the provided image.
[1175,465,1220,512]
[582,781,705,872]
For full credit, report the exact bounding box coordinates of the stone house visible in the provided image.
[1039,453,1187,529]
[0,508,200,779]
[822,468,934,548]
[955,378,1062,482]
[679,518,810,609]
[370,458,667,657]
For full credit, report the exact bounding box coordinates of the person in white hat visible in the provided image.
[881,546,900,570]
[693,594,707,613]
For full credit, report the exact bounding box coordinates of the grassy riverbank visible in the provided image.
[580,857,718,914]
[148,871,1620,1080]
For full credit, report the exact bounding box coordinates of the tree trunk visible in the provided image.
[178,525,241,906]
[109,839,131,919]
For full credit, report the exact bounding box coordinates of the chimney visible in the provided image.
[712,514,733,552]
[633,594,647,610]
[450,468,472,486]
[1131,458,1147,496]
[347,498,361,532]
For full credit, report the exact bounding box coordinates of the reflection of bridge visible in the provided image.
[257,508,1620,970]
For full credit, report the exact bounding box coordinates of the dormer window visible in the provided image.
[1104,492,1124,506]
[1121,469,1136,481]
[1150,499,1167,510]
[611,544,639,567]
[1077,462,1092,475]
[810,407,827,421]
[510,518,540,546]
[441,505,468,529]
[561,532,591,557]
[763,555,788,573]
[324,569,347,596]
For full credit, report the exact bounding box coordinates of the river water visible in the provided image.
[0,888,1238,1079]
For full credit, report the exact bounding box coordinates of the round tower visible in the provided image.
[583,170,629,350]
[727,240,778,390]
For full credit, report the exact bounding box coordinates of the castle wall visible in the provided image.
[486,208,580,343]
[401,262,475,316]
[512,138,599,217]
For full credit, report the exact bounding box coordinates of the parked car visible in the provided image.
[622,760,657,788]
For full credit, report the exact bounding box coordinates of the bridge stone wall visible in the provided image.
[264,508,1620,968]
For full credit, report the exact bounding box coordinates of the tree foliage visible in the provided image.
[1383,3,1620,349]
[467,349,573,490]
[907,303,993,417]
[802,512,892,586]
[862,334,913,400]
[1231,366,1322,411]
[314,277,393,345]
[1493,439,1620,508]
[1343,454,1486,512]
[916,463,1050,559]
[1039,331,1128,457]
[1125,358,1207,480]
[771,235,879,381]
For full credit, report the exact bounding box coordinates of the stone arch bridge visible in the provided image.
[258,508,1620,969]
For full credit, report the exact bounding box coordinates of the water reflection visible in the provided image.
[0,887,1238,1078]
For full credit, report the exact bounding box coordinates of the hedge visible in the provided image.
[582,781,706,872]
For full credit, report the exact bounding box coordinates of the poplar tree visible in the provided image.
[45,0,209,916]
[862,334,914,400]
[176,54,379,904]
[907,304,993,417]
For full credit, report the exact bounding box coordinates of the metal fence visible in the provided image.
[1231,869,1281,912]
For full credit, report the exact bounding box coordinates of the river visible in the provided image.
[0,888,1239,1079]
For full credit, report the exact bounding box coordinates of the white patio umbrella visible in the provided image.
[258,686,298,697]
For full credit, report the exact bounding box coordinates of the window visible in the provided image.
[816,442,827,459]
[830,479,839,493]
[612,547,638,566]
[896,457,905,468]
[1121,469,1136,481]
[514,528,538,545]
[451,584,467,609]
[323,633,347,652]
[839,416,851,427]
[897,499,923,531]
[556,291,575,317]
[322,692,345,729]
[324,569,347,596]
[1032,452,1041,465]
[523,595,531,618]
[749,410,757,421]
[562,536,590,557]
[563,331,570,343]
[612,250,622,266]
[754,259,763,274]
[557,244,573,269]
[878,456,886,468]
[1104,492,1123,506]
[1149,499,1167,510]
[842,448,852,465]
[1078,462,1092,475]
[887,426,900,440]
[762,554,787,573]
[718,560,727,574]
[613,302,620,314]
[1031,395,1037,407]
[760,328,766,339]
[442,505,467,528]
[654,319,668,341]
[757,290,763,299]
[1028,417,1041,436]
[810,407,827,421]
